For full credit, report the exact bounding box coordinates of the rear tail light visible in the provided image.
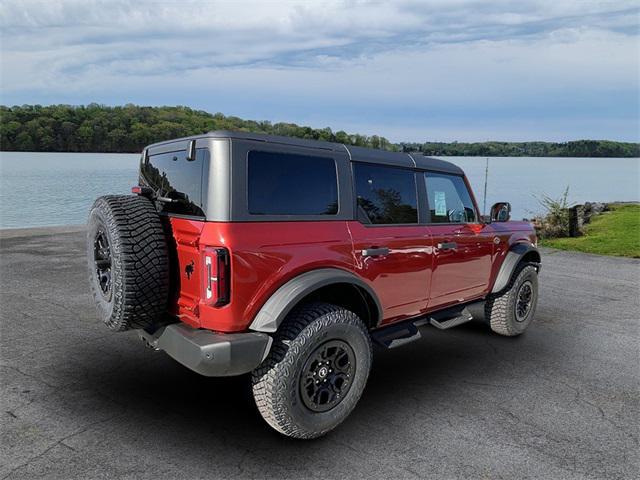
[202,247,230,307]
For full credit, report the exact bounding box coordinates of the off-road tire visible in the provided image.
[252,302,372,439]
[486,264,538,336]
[87,195,169,331]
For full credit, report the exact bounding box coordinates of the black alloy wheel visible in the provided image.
[300,340,355,412]
[93,229,112,298]
[515,280,533,322]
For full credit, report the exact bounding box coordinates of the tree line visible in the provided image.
[399,140,640,158]
[1,104,638,157]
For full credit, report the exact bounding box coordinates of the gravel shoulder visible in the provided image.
[1,229,638,479]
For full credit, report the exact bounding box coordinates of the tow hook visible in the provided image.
[138,327,164,350]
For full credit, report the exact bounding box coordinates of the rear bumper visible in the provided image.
[139,323,272,377]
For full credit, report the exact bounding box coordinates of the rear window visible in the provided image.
[140,148,207,217]
[354,163,418,224]
[247,151,338,215]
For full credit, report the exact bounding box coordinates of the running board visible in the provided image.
[370,301,481,349]
[429,309,473,330]
[371,322,422,349]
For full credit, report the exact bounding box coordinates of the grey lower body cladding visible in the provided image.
[139,323,272,376]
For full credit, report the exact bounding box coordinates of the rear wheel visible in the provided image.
[486,264,539,336]
[87,195,169,331]
[251,302,372,439]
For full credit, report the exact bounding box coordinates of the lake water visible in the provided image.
[0,151,638,229]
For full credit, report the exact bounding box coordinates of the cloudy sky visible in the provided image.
[1,0,638,142]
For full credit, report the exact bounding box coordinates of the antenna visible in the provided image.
[482,157,489,216]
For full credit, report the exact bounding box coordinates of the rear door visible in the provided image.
[423,172,494,308]
[348,162,433,325]
[140,144,210,325]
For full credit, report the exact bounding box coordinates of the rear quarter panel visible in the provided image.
[198,221,355,332]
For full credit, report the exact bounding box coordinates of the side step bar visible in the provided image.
[371,302,481,349]
[372,322,422,349]
[430,308,473,330]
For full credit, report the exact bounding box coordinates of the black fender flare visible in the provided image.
[248,268,383,333]
[491,243,541,293]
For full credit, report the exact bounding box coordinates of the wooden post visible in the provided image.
[568,206,580,237]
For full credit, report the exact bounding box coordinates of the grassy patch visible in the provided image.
[540,204,640,258]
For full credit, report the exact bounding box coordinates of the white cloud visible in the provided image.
[0,0,638,141]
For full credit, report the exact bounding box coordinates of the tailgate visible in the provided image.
[167,217,205,327]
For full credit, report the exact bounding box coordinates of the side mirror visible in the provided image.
[490,202,511,222]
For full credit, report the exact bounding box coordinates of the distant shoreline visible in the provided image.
[2,104,639,158]
[1,150,639,159]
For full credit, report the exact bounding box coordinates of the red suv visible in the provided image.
[87,131,541,438]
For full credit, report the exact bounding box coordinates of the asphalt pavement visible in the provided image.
[1,228,638,479]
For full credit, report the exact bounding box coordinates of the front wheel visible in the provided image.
[486,264,539,336]
[251,302,372,439]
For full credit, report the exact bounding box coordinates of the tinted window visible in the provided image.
[354,163,418,224]
[140,148,207,217]
[424,172,477,223]
[248,151,338,215]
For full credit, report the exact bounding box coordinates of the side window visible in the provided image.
[424,172,477,223]
[248,151,338,215]
[354,163,418,224]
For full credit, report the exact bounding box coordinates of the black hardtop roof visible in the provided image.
[146,130,463,175]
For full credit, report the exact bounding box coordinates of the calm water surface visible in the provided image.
[0,151,638,229]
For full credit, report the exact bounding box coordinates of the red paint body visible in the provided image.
[167,216,536,333]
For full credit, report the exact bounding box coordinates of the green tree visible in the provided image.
[0,104,638,156]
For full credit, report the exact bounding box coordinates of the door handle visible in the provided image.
[362,247,390,257]
[437,242,457,251]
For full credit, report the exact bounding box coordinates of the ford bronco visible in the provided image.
[87,131,540,439]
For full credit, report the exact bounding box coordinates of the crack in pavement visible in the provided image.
[1,413,125,480]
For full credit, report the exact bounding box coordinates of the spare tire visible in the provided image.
[87,195,170,331]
